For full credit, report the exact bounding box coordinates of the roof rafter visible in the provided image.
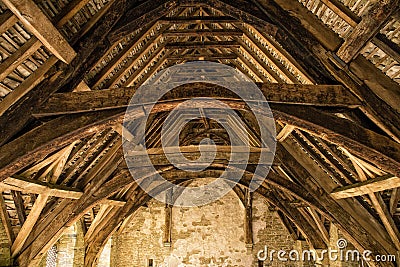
[336,0,400,63]
[2,0,76,63]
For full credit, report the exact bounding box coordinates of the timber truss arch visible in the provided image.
[0,0,399,266]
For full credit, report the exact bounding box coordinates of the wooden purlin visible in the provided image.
[1,0,76,63]
[0,0,398,264]
[0,0,127,147]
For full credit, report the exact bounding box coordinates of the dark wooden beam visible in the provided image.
[0,177,82,199]
[11,194,49,257]
[53,0,91,27]
[0,195,15,245]
[331,175,400,199]
[318,0,359,27]
[272,105,400,178]
[0,109,124,182]
[255,0,400,142]
[163,188,172,245]
[261,0,341,52]
[125,146,272,167]
[198,0,278,35]
[0,10,18,35]
[165,41,240,49]
[244,190,253,246]
[348,55,400,115]
[108,0,178,43]
[168,53,237,61]
[277,142,397,258]
[34,82,360,116]
[16,154,128,266]
[390,188,400,215]
[257,187,327,249]
[163,29,242,37]
[336,0,400,63]
[11,191,26,226]
[159,15,237,24]
[276,210,298,240]
[372,34,400,64]
[267,0,400,140]
[84,206,116,243]
[314,0,400,65]
[0,0,126,147]
[2,0,76,63]
[0,37,42,84]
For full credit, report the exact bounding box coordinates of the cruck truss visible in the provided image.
[0,0,399,266]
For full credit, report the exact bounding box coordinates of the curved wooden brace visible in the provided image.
[276,144,396,267]
[0,0,126,147]
[1,90,397,183]
[83,174,328,266]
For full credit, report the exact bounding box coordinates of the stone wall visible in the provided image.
[73,222,85,267]
[110,191,299,267]
[329,225,359,267]
[56,226,76,267]
[0,192,364,267]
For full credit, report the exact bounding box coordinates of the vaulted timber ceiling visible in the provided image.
[0,0,399,266]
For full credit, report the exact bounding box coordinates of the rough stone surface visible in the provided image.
[110,191,300,267]
[73,222,85,267]
[56,226,76,267]
[329,225,359,267]
[98,238,112,267]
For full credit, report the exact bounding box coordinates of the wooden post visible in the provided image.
[244,189,253,248]
[163,188,173,247]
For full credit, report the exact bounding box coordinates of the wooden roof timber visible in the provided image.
[95,11,304,87]
[0,177,125,206]
[1,0,76,64]
[336,0,400,63]
[317,0,400,65]
[331,175,399,199]
[34,83,361,116]
[5,141,396,266]
[289,128,400,254]
[0,0,126,147]
[3,111,390,264]
[259,188,327,248]
[0,0,398,265]
[276,142,397,257]
[108,0,180,43]
[0,100,398,191]
[84,171,328,265]
[268,0,400,142]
